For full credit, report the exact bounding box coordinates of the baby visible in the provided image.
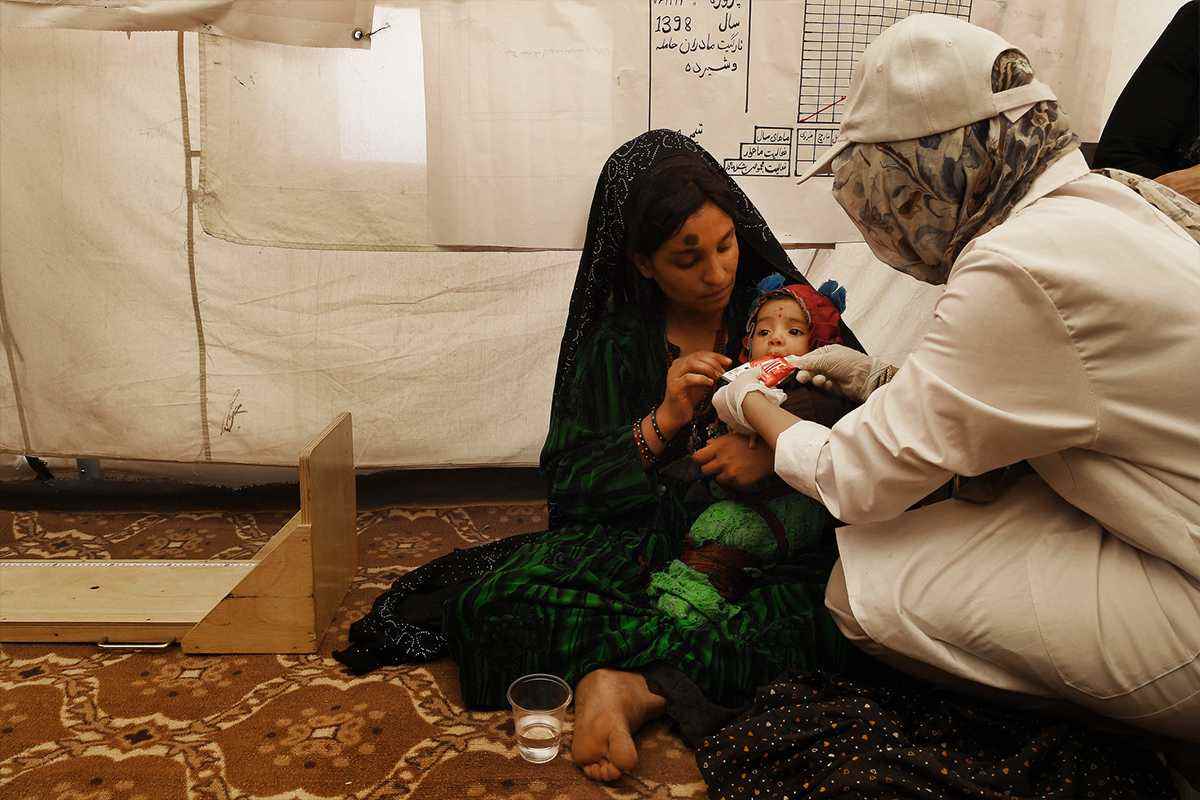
[736,275,850,422]
[648,277,853,628]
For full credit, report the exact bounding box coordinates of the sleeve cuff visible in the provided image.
[774,419,831,499]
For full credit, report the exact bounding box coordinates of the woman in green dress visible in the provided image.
[339,129,861,782]
[446,130,862,781]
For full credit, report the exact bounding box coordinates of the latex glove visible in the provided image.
[712,368,786,435]
[785,344,897,404]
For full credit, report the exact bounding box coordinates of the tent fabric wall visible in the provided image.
[193,241,575,468]
[0,281,26,453]
[420,0,639,249]
[0,0,376,49]
[0,28,202,461]
[197,1,639,251]
[199,11,432,250]
[0,5,1190,469]
[807,245,940,369]
[196,1,1177,252]
[0,26,951,469]
[0,27,574,468]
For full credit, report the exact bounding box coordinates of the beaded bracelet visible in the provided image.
[632,417,656,465]
[649,406,667,445]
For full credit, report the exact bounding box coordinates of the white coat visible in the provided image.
[775,151,1200,741]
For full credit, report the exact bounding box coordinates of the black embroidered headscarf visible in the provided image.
[551,129,863,409]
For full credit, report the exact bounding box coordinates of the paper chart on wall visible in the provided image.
[630,0,985,243]
[423,0,1122,249]
[629,0,868,243]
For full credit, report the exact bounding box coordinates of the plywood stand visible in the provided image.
[0,413,356,654]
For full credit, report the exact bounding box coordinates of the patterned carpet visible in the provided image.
[0,504,706,800]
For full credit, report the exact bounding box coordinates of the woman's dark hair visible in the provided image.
[624,153,741,260]
[619,153,742,313]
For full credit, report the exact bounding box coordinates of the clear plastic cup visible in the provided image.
[507,673,572,763]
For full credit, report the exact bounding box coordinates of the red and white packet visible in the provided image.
[719,356,798,389]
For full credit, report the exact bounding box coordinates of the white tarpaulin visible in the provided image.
[199,0,639,249]
[0,3,1188,467]
[973,0,1119,142]
[0,27,573,467]
[199,6,430,249]
[421,0,639,248]
[805,244,941,367]
[0,0,376,49]
[192,242,575,467]
[199,0,1141,252]
[0,27,199,459]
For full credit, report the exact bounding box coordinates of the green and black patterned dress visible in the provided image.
[340,129,861,716]
[445,293,849,709]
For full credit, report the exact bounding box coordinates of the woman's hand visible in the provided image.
[1156,164,1200,205]
[692,432,775,490]
[659,350,732,431]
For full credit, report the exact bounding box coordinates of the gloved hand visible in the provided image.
[785,344,897,404]
[712,368,786,435]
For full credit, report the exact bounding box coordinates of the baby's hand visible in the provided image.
[745,432,758,450]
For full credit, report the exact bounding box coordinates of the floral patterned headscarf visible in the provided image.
[830,51,1080,285]
[1095,168,1200,245]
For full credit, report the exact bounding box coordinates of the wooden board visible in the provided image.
[302,412,356,642]
[183,412,355,653]
[181,514,316,653]
[0,413,357,653]
[0,561,253,643]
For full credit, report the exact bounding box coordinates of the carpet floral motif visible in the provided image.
[0,505,706,799]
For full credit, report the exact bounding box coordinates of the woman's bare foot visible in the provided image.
[571,668,667,782]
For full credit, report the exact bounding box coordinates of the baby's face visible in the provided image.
[749,297,812,360]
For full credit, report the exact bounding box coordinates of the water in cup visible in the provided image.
[515,712,562,763]
[508,674,571,764]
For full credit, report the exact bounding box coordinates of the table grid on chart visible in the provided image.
[797,0,973,125]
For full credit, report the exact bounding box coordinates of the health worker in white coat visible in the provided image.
[715,14,1200,744]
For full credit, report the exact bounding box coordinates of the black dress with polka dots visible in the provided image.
[698,670,1177,800]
